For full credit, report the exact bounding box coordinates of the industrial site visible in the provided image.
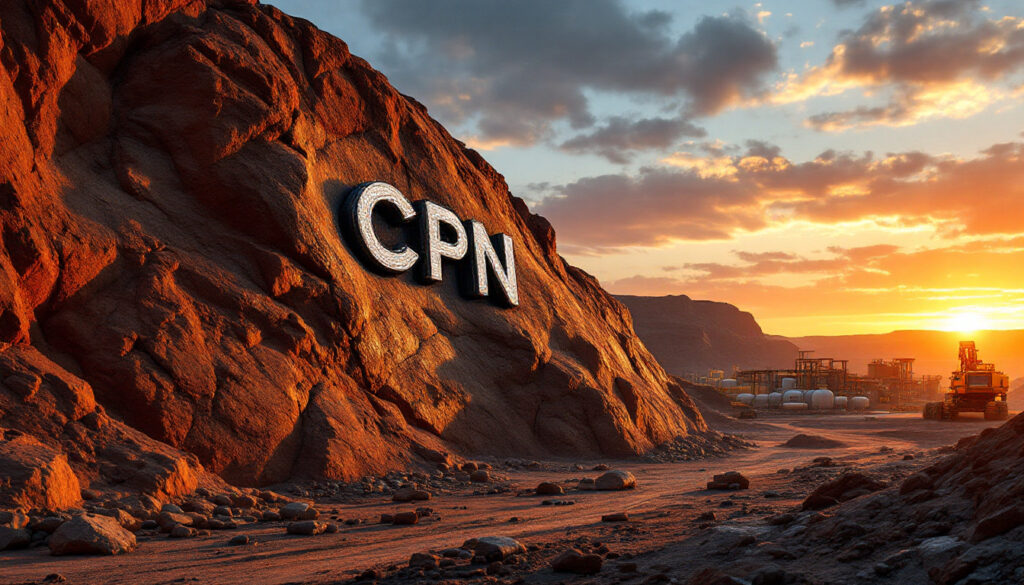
[688,340,1009,422]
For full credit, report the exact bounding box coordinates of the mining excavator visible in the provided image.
[923,341,1009,421]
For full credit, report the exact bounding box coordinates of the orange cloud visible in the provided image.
[536,140,1024,250]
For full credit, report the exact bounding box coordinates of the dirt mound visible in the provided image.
[781,433,847,449]
[0,0,707,498]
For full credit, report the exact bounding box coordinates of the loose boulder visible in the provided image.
[536,482,564,495]
[552,548,603,574]
[463,536,526,562]
[707,471,750,491]
[48,515,137,555]
[595,471,637,491]
[0,430,81,510]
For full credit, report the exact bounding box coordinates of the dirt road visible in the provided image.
[2,413,1001,585]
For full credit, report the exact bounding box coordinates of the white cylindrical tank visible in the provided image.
[849,396,870,410]
[753,394,770,408]
[720,379,738,388]
[781,402,808,411]
[834,396,849,409]
[768,392,784,407]
[736,393,755,405]
[802,390,814,406]
[781,377,797,390]
[809,389,835,410]
[783,390,804,403]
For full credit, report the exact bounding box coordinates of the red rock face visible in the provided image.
[0,0,705,489]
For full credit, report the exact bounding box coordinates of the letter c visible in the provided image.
[342,182,419,273]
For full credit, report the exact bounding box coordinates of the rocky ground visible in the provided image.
[4,412,1020,585]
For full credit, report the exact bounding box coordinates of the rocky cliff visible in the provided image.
[616,294,798,376]
[0,0,707,501]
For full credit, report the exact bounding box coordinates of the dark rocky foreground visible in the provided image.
[353,413,1024,585]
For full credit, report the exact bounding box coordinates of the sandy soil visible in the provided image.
[1,412,1003,585]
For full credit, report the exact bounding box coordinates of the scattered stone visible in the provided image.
[157,511,194,531]
[706,471,750,491]
[169,524,195,538]
[463,536,526,562]
[551,548,603,574]
[392,486,431,502]
[409,552,438,569]
[469,470,491,483]
[228,534,250,545]
[286,521,326,535]
[602,513,630,522]
[595,470,637,491]
[593,464,609,471]
[578,478,597,491]
[802,473,886,511]
[392,512,419,525]
[48,515,137,555]
[535,481,564,495]
[280,502,318,520]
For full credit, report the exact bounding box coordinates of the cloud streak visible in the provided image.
[359,0,777,145]
[535,140,1024,249]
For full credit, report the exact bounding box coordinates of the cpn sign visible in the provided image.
[341,182,519,307]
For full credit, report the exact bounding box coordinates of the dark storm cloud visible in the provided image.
[558,117,706,163]
[359,0,777,146]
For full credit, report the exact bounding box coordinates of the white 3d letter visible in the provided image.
[463,220,518,307]
[416,200,468,282]
[342,182,419,273]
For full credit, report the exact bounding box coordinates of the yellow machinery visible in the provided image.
[924,341,1009,421]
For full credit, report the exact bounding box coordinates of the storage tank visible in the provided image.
[783,390,804,403]
[809,389,835,410]
[849,396,870,410]
[736,393,755,405]
[768,392,784,407]
[753,394,770,408]
[781,377,797,390]
[834,396,849,409]
[781,402,808,411]
[720,379,738,388]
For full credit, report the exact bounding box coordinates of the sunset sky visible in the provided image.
[274,0,1024,336]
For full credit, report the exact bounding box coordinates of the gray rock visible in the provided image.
[463,536,526,562]
[0,526,31,550]
[49,515,137,555]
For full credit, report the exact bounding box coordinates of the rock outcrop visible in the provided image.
[616,295,797,376]
[0,0,706,495]
[780,413,1024,583]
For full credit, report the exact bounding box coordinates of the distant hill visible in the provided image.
[784,330,1024,380]
[617,294,799,376]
